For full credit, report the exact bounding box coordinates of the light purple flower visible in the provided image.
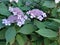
[26,9,47,21]
[9,7,14,12]
[2,7,28,27]
[2,19,11,26]
[9,7,24,16]
[7,15,17,23]
[37,16,43,21]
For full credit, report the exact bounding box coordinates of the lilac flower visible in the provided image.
[2,7,28,27]
[10,0,18,3]
[7,15,17,23]
[16,15,27,27]
[2,19,11,26]
[37,16,43,21]
[9,7,14,12]
[26,9,47,21]
[9,7,24,16]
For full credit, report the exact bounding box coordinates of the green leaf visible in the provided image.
[31,33,38,41]
[43,1,56,8]
[0,0,9,2]
[44,21,59,31]
[0,3,11,16]
[50,41,58,45]
[0,42,6,45]
[51,8,57,17]
[20,6,30,11]
[5,27,16,45]
[18,24,36,34]
[0,29,6,39]
[34,19,45,29]
[16,34,27,45]
[57,8,60,12]
[0,19,5,29]
[32,41,36,45]
[17,0,23,7]
[36,28,58,37]
[49,18,60,23]
[44,38,50,45]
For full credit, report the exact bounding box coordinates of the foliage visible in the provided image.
[0,0,60,45]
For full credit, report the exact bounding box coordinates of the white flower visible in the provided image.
[2,19,11,26]
[14,0,18,3]
[17,15,22,19]
[30,13,36,18]
[10,0,18,3]
[9,7,14,12]
[13,12,17,15]
[55,0,60,3]
[42,13,47,17]
[10,0,13,2]
[37,16,43,21]
[17,22,22,27]
[24,15,28,20]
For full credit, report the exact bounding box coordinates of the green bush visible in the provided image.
[0,0,60,45]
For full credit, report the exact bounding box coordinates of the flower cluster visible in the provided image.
[26,9,47,21]
[2,7,47,27]
[2,7,27,27]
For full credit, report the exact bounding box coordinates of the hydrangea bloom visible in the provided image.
[2,19,11,26]
[9,7,25,16]
[2,7,28,27]
[55,0,60,3]
[26,9,47,21]
[10,0,18,3]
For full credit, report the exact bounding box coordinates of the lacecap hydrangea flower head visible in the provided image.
[2,7,28,27]
[26,9,47,21]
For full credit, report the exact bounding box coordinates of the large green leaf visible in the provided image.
[43,1,56,8]
[0,3,11,16]
[17,0,23,7]
[5,27,16,45]
[36,28,58,37]
[34,19,45,29]
[20,6,30,11]
[49,18,60,23]
[16,34,27,45]
[44,21,59,31]
[18,24,36,34]
[51,8,57,17]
